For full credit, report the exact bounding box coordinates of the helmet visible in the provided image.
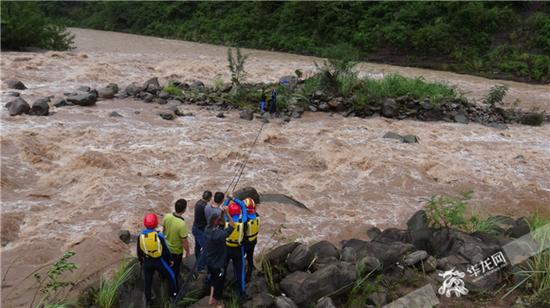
[143,213,158,229]
[227,201,241,217]
[244,197,256,214]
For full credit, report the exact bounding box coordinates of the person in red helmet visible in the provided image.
[243,197,259,282]
[137,213,178,306]
[223,196,250,302]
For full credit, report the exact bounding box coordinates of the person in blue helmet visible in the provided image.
[269,87,277,114]
[223,195,251,302]
[137,213,178,307]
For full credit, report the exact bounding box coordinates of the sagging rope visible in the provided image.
[224,121,266,194]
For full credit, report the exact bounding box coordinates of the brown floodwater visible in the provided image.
[1,28,549,307]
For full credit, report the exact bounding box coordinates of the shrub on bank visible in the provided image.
[1,2,74,51]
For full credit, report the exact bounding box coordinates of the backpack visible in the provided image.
[139,231,162,258]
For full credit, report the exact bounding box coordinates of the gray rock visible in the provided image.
[125,82,143,96]
[109,111,123,117]
[4,79,27,90]
[246,276,269,295]
[367,227,382,240]
[118,230,131,244]
[275,296,298,308]
[167,99,182,107]
[287,244,315,272]
[143,77,161,93]
[138,92,155,103]
[77,86,91,92]
[318,102,330,111]
[98,85,117,99]
[290,111,302,118]
[340,247,357,263]
[309,105,318,112]
[297,262,357,305]
[422,255,437,272]
[216,112,225,118]
[280,271,310,301]
[66,92,97,106]
[315,297,337,308]
[383,131,404,142]
[175,107,193,117]
[373,228,411,243]
[243,293,275,308]
[310,240,339,260]
[367,292,387,307]
[53,98,70,107]
[310,256,339,272]
[267,242,300,266]
[30,98,50,116]
[402,135,419,143]
[357,255,382,275]
[189,80,205,91]
[240,109,254,121]
[508,217,530,238]
[454,113,469,124]
[327,97,343,110]
[6,98,30,116]
[407,210,428,232]
[159,91,171,100]
[159,112,175,120]
[382,99,399,118]
[404,250,429,266]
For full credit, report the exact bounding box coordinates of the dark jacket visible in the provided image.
[204,225,234,269]
[193,199,208,230]
[137,229,173,263]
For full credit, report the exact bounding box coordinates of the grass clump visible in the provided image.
[163,83,182,96]
[358,74,456,104]
[95,259,136,308]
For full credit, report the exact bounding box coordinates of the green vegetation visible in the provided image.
[163,83,183,96]
[1,2,74,50]
[359,75,456,104]
[424,192,501,234]
[95,259,136,308]
[483,84,508,107]
[39,2,550,82]
[32,251,78,308]
[227,47,249,90]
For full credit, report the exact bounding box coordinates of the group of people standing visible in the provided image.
[137,190,260,307]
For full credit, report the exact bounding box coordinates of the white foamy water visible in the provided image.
[1,28,549,307]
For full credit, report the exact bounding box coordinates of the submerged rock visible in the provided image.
[240,109,254,120]
[30,98,50,116]
[4,79,27,90]
[6,98,30,116]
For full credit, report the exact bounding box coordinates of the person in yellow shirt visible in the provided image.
[162,199,190,286]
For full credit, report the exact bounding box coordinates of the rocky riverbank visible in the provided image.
[99,202,544,308]
[3,75,547,128]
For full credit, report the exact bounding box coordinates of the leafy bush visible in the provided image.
[425,193,469,229]
[227,47,248,89]
[32,251,78,307]
[1,2,74,50]
[96,259,136,308]
[483,84,508,107]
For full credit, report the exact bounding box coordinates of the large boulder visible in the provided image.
[4,79,27,90]
[143,77,161,93]
[429,229,501,264]
[403,250,429,266]
[383,131,404,142]
[239,109,254,121]
[315,297,337,308]
[407,210,428,232]
[356,241,415,267]
[279,75,298,90]
[243,293,275,308]
[507,217,530,238]
[356,255,382,275]
[275,296,298,308]
[189,80,205,91]
[53,98,70,107]
[6,98,30,116]
[98,83,118,99]
[125,82,143,96]
[382,99,399,118]
[234,187,260,204]
[373,228,411,244]
[30,98,50,116]
[297,262,356,305]
[266,242,300,266]
[280,271,310,300]
[286,244,315,272]
[310,256,339,272]
[310,240,340,260]
[66,92,97,106]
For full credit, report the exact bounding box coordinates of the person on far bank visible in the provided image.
[138,213,178,306]
[162,199,190,286]
[204,209,235,308]
[260,93,266,113]
[192,191,212,273]
[269,87,277,114]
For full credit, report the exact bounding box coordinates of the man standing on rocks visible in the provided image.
[205,192,225,227]
[243,197,260,282]
[192,191,212,273]
[270,87,278,114]
[162,199,190,287]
